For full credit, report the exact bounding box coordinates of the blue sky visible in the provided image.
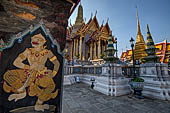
[69,0,170,57]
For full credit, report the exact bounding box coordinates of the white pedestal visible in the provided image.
[140,63,170,100]
[94,63,131,96]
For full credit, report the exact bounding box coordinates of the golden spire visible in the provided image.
[134,6,147,61]
[75,3,84,26]
[136,7,141,35]
[135,7,145,43]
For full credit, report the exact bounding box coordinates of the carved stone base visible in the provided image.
[94,77,131,96]
[94,63,131,96]
[142,80,170,100]
[140,63,170,100]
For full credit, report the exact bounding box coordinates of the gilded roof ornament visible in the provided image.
[136,7,141,35]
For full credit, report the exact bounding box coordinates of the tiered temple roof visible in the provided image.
[155,40,170,63]
[66,4,113,61]
[67,11,111,42]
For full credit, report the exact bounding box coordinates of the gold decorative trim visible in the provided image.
[52,71,57,76]
[50,56,57,62]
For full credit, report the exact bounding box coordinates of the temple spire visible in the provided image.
[136,7,141,35]
[134,6,147,61]
[75,3,84,26]
[146,24,154,48]
[143,24,160,63]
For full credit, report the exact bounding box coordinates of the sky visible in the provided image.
[69,0,170,57]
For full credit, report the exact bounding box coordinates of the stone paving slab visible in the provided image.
[62,83,170,113]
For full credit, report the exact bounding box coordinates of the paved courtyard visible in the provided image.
[62,83,170,113]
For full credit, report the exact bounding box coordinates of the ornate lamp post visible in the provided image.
[169,56,170,67]
[115,37,118,58]
[130,37,136,78]
[130,37,144,99]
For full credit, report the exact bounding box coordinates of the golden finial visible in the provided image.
[147,24,150,33]
[102,20,104,25]
[95,10,97,16]
[91,12,93,18]
[106,18,109,23]
[136,6,141,35]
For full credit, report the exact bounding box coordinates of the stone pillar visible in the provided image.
[140,63,170,100]
[79,36,82,60]
[98,39,101,59]
[94,41,96,59]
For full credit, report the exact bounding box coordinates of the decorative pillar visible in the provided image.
[98,39,101,59]
[101,40,103,54]
[73,39,76,57]
[103,40,106,52]
[70,41,73,60]
[83,37,86,61]
[79,36,82,60]
[90,42,93,60]
[76,39,79,56]
[94,41,96,59]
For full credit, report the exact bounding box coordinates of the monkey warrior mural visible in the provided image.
[3,33,60,112]
[0,0,79,112]
[0,24,64,113]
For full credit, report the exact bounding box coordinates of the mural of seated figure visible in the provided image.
[3,33,60,112]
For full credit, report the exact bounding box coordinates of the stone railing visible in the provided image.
[64,65,102,75]
[64,63,169,77]
[66,60,93,66]
[64,64,140,78]
[122,65,140,78]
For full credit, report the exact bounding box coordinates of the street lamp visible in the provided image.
[115,37,118,58]
[130,37,136,78]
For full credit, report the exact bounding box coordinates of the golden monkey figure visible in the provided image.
[3,33,60,112]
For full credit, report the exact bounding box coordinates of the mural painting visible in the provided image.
[0,0,80,112]
[0,23,63,113]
